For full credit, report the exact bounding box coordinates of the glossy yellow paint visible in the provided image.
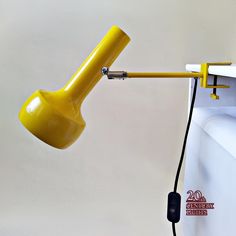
[210,93,220,100]
[127,72,202,78]
[19,26,130,149]
[200,62,231,88]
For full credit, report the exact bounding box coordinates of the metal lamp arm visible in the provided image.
[102,62,232,99]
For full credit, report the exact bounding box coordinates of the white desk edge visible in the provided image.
[186,64,236,78]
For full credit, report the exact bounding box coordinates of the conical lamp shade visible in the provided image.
[19,26,130,149]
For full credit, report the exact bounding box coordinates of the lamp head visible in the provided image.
[19,26,130,149]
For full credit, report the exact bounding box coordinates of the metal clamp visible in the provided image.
[200,62,231,89]
[200,62,232,100]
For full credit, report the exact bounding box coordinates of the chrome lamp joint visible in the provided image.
[102,67,128,80]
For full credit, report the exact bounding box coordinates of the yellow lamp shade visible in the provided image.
[19,26,130,149]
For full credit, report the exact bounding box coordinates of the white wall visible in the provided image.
[1,0,236,235]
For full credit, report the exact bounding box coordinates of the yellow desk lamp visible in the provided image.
[18,25,232,236]
[19,25,231,150]
[19,26,130,149]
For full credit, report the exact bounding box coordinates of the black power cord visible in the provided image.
[173,78,198,193]
[172,222,176,236]
[167,78,198,236]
